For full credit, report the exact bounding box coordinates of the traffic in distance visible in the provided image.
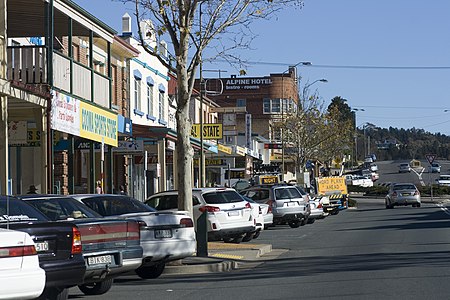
[2,156,450,299]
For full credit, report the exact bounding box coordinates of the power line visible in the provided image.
[212,59,450,70]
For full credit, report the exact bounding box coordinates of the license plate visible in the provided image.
[287,202,296,207]
[88,255,112,265]
[228,211,239,217]
[155,229,172,238]
[35,241,49,252]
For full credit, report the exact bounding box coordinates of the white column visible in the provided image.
[158,139,166,191]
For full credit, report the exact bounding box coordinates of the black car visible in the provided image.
[19,194,144,296]
[0,196,86,300]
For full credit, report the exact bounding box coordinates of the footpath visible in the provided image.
[164,242,286,275]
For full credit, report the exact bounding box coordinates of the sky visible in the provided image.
[73,0,450,135]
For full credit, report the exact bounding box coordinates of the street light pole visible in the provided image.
[351,108,365,163]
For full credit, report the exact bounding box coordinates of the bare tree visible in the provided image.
[123,0,303,216]
[281,81,353,179]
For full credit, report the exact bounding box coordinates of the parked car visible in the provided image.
[350,175,374,187]
[307,196,327,222]
[231,179,252,192]
[0,228,46,300]
[146,188,255,243]
[436,174,450,186]
[240,184,308,228]
[19,194,143,295]
[294,186,323,224]
[398,163,412,173]
[0,196,86,300]
[385,183,421,208]
[370,164,378,172]
[429,163,441,173]
[72,194,196,279]
[241,196,273,239]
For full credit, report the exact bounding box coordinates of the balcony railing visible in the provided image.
[7,46,47,85]
[7,46,110,107]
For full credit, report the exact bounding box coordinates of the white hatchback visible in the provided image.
[147,188,255,243]
[0,229,46,300]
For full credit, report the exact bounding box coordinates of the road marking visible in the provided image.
[210,253,244,260]
[436,203,450,216]
[412,167,426,186]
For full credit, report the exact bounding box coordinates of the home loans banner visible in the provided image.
[51,91,118,147]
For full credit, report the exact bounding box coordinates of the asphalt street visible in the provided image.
[72,196,450,300]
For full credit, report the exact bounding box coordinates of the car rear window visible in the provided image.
[82,196,156,216]
[0,198,48,223]
[26,197,102,220]
[202,191,243,204]
[393,184,416,190]
[274,187,302,200]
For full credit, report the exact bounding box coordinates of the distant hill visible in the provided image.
[359,126,450,161]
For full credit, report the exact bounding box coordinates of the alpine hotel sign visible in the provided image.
[224,77,272,90]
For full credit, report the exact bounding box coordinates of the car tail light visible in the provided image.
[180,218,194,228]
[71,227,82,255]
[268,206,272,213]
[199,205,220,213]
[127,221,141,241]
[245,202,251,209]
[0,245,37,258]
[317,202,323,209]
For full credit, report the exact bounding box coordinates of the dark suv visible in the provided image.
[240,184,308,228]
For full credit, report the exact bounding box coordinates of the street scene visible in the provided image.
[2,1,450,300]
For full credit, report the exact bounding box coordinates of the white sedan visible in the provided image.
[0,228,46,300]
[71,194,196,279]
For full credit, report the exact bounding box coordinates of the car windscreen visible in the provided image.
[26,197,102,220]
[274,187,302,200]
[295,186,307,196]
[393,184,416,190]
[81,196,156,216]
[0,198,49,223]
[202,191,243,204]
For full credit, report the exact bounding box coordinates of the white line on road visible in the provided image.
[436,203,450,216]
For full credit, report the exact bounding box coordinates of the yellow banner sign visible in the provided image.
[218,144,232,154]
[80,102,118,147]
[191,123,223,139]
[317,176,348,196]
[260,175,279,185]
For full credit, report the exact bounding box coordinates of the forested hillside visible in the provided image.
[360,126,450,161]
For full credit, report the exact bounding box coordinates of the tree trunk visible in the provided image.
[175,50,195,219]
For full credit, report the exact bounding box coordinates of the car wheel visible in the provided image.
[288,220,301,228]
[242,232,255,242]
[231,235,244,244]
[416,203,421,208]
[253,229,261,239]
[78,279,114,295]
[135,262,166,279]
[39,287,69,300]
[330,210,340,215]
[300,218,308,226]
[307,218,316,224]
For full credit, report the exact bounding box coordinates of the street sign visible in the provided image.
[425,154,436,164]
[264,143,282,149]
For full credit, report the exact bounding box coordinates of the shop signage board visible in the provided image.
[218,144,232,154]
[191,123,223,139]
[51,90,118,147]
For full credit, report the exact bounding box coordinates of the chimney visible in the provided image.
[122,13,132,36]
